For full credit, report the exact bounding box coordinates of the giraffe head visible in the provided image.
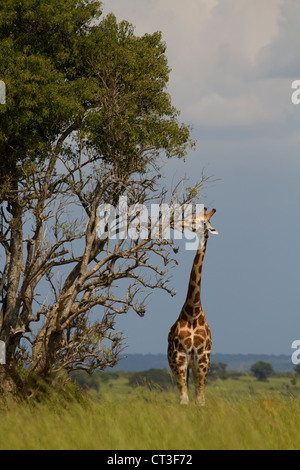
[182,207,219,236]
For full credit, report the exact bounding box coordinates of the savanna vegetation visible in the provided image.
[1,364,300,450]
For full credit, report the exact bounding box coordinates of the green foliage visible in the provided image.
[70,371,101,392]
[294,364,300,375]
[0,0,102,172]
[250,361,275,381]
[185,186,198,195]
[208,362,228,381]
[0,0,193,183]
[82,13,194,172]
[127,368,174,391]
[70,368,174,392]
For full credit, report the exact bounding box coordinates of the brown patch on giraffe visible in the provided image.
[194,335,204,348]
[191,269,197,283]
[194,292,200,303]
[202,354,209,364]
[200,359,209,369]
[198,264,203,275]
[191,318,200,329]
[184,337,192,350]
[194,252,201,265]
[184,304,194,316]
[180,328,192,338]
[194,328,203,336]
[198,315,205,326]
[168,324,176,336]
[178,321,188,332]
[196,326,206,335]
[177,355,186,366]
[187,284,196,298]
[193,306,201,317]
[180,312,189,322]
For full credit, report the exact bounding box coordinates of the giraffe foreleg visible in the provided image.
[169,354,189,405]
[177,367,189,406]
[194,373,206,406]
[192,355,210,406]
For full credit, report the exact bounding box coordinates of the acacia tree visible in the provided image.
[0,0,203,395]
[250,362,274,381]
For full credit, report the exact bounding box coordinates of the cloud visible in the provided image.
[256,0,300,78]
[102,0,298,130]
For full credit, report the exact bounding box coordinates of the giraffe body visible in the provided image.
[168,208,217,405]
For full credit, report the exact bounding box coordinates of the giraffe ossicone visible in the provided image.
[168,207,218,405]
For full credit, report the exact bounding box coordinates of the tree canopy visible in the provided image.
[0,0,192,181]
[250,361,274,381]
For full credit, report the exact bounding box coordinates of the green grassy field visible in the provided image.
[0,373,300,450]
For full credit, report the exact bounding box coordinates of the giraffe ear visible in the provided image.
[208,226,219,235]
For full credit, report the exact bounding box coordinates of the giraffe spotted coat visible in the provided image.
[168,209,218,405]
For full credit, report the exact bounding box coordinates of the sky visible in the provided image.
[101,0,300,357]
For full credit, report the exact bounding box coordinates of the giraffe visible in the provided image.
[168,207,218,405]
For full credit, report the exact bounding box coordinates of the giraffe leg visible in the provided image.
[179,374,189,405]
[178,368,189,405]
[169,355,189,405]
[195,373,206,406]
[192,359,209,406]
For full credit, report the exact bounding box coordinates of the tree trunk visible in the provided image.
[0,364,24,397]
[29,314,63,377]
[0,192,24,396]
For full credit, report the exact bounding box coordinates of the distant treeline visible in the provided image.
[71,361,300,392]
[112,353,295,373]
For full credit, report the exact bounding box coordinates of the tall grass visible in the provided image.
[0,384,299,450]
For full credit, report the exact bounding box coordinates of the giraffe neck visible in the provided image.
[182,233,208,318]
